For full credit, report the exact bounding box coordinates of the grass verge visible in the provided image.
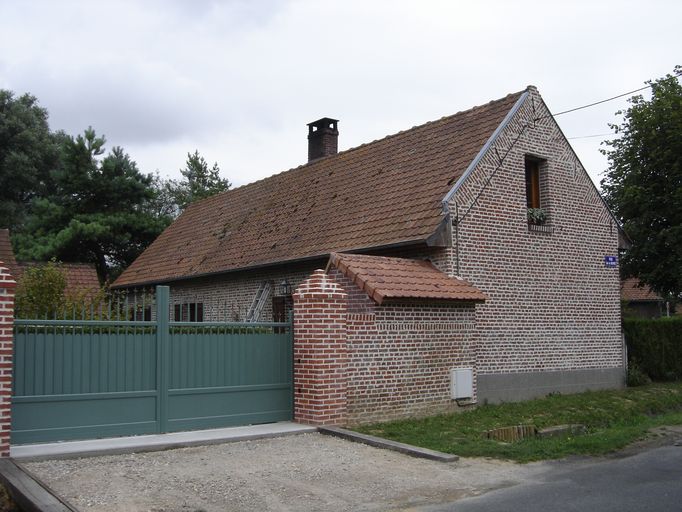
[353,382,682,462]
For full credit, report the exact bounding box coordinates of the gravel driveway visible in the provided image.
[24,433,546,511]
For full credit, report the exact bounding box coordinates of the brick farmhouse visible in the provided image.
[114,86,625,423]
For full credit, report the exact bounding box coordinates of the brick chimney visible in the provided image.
[307,117,339,162]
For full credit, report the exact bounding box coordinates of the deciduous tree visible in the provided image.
[601,67,682,302]
[0,90,59,230]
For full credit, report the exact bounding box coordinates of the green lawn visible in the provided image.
[353,383,682,462]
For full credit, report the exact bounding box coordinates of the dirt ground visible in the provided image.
[23,432,549,512]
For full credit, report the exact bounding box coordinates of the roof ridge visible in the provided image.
[184,88,528,210]
[342,88,528,156]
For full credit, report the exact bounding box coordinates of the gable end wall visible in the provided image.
[447,87,624,402]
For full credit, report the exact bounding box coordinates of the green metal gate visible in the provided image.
[11,286,293,445]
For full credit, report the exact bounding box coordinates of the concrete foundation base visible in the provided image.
[477,367,625,404]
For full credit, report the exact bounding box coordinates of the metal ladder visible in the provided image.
[246,281,272,322]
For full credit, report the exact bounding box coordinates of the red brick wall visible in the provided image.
[447,87,623,379]
[292,270,348,425]
[293,269,479,425]
[0,263,16,457]
[346,300,478,424]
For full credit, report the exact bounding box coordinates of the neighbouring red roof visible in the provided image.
[19,262,100,298]
[621,278,662,302]
[330,252,487,304]
[2,230,101,297]
[61,263,100,298]
[0,229,21,279]
[114,89,527,287]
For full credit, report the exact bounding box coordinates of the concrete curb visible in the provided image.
[318,426,459,462]
[0,458,78,511]
[13,423,317,461]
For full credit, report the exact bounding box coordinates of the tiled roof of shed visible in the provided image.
[19,262,100,298]
[114,89,527,287]
[330,252,486,304]
[62,263,100,297]
[0,229,21,279]
[621,278,662,302]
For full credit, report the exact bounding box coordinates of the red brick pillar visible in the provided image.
[292,269,348,425]
[0,263,16,457]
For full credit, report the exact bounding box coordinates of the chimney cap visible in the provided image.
[307,117,339,162]
[307,117,339,128]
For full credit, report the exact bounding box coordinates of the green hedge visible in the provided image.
[624,317,682,381]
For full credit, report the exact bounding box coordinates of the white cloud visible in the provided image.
[0,0,679,186]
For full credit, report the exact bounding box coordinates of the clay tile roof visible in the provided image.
[0,229,21,279]
[114,89,527,288]
[60,263,100,298]
[621,278,662,302]
[19,262,100,298]
[330,252,486,305]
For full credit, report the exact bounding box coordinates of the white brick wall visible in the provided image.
[169,260,323,322]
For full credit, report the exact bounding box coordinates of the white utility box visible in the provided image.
[450,368,473,399]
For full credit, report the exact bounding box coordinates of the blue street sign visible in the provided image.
[604,256,618,268]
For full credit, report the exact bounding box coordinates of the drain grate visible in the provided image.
[482,425,538,442]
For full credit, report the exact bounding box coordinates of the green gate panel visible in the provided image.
[12,324,159,444]
[11,392,159,444]
[13,331,157,396]
[166,329,293,432]
[11,285,293,445]
[167,384,292,431]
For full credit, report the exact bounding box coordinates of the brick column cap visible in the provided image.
[293,269,347,301]
[0,263,16,289]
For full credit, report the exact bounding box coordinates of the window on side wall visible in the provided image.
[525,156,547,226]
[525,157,540,208]
[174,302,204,322]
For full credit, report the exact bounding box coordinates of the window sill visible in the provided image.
[528,223,554,234]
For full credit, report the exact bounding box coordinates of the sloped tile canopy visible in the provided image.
[330,252,487,305]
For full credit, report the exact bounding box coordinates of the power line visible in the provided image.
[567,133,613,140]
[455,71,680,225]
[540,70,682,120]
[552,84,652,117]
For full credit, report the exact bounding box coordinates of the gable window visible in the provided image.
[525,157,541,209]
[174,302,204,322]
[525,156,549,227]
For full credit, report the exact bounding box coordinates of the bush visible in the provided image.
[626,360,651,387]
[15,261,67,318]
[624,317,682,381]
[15,260,107,319]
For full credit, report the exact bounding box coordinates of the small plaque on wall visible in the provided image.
[604,256,618,268]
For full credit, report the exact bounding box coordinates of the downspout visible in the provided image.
[454,202,460,276]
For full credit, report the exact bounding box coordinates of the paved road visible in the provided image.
[433,444,682,512]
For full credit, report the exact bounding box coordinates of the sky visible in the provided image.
[0,0,680,189]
